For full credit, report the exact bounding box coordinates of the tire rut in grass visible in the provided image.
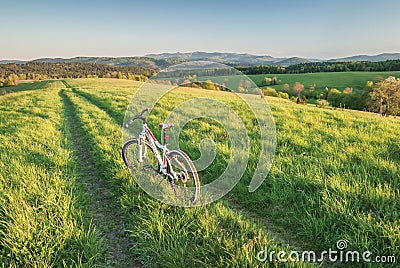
[59,89,138,267]
[225,199,319,258]
[72,87,123,124]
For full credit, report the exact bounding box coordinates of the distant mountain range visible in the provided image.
[145,52,400,65]
[1,52,400,68]
[145,51,283,65]
[0,60,27,64]
[327,53,400,62]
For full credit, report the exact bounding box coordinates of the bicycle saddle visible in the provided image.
[158,123,174,130]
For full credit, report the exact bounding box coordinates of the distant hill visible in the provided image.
[0,60,27,64]
[145,51,281,65]
[274,57,310,66]
[31,57,180,69]
[146,52,400,66]
[328,53,400,62]
[2,52,400,68]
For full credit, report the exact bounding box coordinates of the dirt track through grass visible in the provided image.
[60,84,137,267]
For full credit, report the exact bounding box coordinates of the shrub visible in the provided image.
[316,99,330,108]
[263,87,278,97]
[278,92,289,99]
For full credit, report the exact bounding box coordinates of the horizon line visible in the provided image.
[1,51,400,62]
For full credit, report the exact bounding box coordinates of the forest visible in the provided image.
[238,59,400,74]
[0,62,152,86]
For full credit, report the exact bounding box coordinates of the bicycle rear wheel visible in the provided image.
[167,150,200,203]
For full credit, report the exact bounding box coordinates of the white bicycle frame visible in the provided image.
[138,122,172,176]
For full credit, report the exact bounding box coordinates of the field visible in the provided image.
[1,80,63,95]
[0,78,399,267]
[249,71,400,91]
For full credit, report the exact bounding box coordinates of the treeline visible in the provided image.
[369,77,400,116]
[156,67,239,79]
[0,62,153,86]
[259,78,400,116]
[323,77,400,115]
[238,59,400,74]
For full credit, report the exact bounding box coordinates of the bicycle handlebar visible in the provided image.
[125,107,151,127]
[139,107,151,116]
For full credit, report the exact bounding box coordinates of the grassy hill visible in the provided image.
[0,80,62,94]
[249,71,400,92]
[1,78,398,267]
[328,53,400,62]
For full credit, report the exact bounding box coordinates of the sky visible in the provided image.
[1,0,400,60]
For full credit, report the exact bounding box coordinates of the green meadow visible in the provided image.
[1,80,64,95]
[0,78,398,267]
[200,71,400,93]
[249,71,400,91]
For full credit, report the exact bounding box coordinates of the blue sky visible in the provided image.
[2,0,400,60]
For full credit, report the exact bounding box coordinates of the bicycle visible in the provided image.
[122,107,200,203]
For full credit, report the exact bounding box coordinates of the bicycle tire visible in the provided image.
[167,150,200,203]
[122,138,159,171]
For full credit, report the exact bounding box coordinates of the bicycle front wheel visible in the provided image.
[122,138,159,171]
[167,150,200,203]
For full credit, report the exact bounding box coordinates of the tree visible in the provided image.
[343,87,353,94]
[394,88,400,115]
[259,89,265,98]
[370,79,387,114]
[5,76,15,86]
[244,80,252,90]
[292,82,304,97]
[188,74,197,82]
[237,86,246,93]
[127,73,135,80]
[316,99,330,108]
[384,76,400,115]
[278,92,289,99]
[204,80,218,90]
[0,61,152,89]
[328,88,342,107]
[263,77,272,86]
[324,87,329,100]
[117,72,127,79]
[263,87,278,97]
[369,76,400,115]
[11,74,19,82]
[282,83,290,92]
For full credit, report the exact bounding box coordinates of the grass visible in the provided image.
[248,71,400,91]
[63,80,299,267]
[0,77,398,267]
[0,80,64,95]
[197,71,400,94]
[0,87,104,266]
[71,78,399,266]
